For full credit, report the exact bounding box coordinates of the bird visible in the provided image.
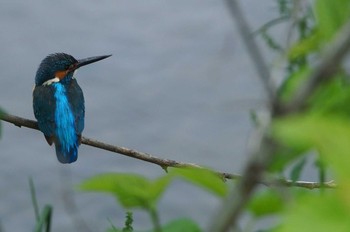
[33,53,111,163]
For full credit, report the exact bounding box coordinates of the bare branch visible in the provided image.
[277,179,337,190]
[0,112,336,190]
[226,0,276,106]
[0,112,235,178]
[206,0,280,230]
[208,131,277,232]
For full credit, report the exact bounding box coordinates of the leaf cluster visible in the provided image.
[79,168,227,231]
[250,0,350,231]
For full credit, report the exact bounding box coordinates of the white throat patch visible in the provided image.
[72,70,77,79]
[43,77,60,86]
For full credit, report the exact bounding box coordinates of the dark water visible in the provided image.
[0,1,275,231]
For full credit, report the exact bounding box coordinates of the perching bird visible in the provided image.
[33,53,111,163]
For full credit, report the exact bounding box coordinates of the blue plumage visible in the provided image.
[53,83,79,163]
[33,53,111,163]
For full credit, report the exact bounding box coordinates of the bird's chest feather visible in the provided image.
[52,83,77,146]
[53,83,74,128]
[33,79,84,139]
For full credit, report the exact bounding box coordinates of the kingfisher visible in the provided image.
[33,53,111,163]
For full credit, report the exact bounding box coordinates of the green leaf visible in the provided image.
[160,218,201,232]
[34,205,53,232]
[106,218,122,232]
[278,193,350,232]
[79,173,172,209]
[106,212,133,232]
[268,144,308,173]
[273,115,350,191]
[288,31,320,60]
[315,0,350,41]
[290,156,307,182]
[248,189,284,217]
[260,29,282,52]
[149,175,173,204]
[278,66,310,103]
[309,75,350,117]
[169,167,228,197]
[288,0,350,60]
[123,212,133,232]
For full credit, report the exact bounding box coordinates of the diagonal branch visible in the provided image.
[225,0,276,107]
[207,1,279,231]
[0,112,336,190]
[0,113,234,178]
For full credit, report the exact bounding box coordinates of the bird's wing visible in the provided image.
[33,85,56,145]
[67,79,85,139]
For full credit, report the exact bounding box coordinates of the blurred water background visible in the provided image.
[0,1,278,231]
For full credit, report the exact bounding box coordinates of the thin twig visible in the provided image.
[0,112,336,190]
[207,1,279,231]
[277,179,337,190]
[0,112,233,177]
[252,15,290,36]
[226,0,276,106]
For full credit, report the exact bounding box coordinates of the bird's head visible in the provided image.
[35,53,111,86]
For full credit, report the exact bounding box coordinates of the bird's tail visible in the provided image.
[54,141,78,163]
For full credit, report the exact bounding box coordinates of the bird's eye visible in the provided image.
[68,63,77,72]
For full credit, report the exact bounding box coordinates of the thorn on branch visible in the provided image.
[161,166,168,173]
[0,112,337,190]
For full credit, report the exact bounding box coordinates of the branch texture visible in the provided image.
[0,113,234,178]
[0,112,336,190]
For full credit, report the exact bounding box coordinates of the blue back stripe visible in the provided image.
[53,83,77,159]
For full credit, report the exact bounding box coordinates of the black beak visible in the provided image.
[76,54,112,69]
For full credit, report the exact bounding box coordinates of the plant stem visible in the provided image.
[29,177,40,222]
[149,206,161,232]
